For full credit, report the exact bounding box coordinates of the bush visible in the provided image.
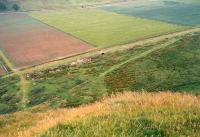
[12,4,20,11]
[0,2,6,11]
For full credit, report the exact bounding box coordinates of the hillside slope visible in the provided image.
[0,92,199,137]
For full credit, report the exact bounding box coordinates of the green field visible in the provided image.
[30,9,185,47]
[102,0,200,26]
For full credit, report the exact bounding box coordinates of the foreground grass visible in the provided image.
[1,92,198,137]
[30,9,185,47]
[42,92,200,137]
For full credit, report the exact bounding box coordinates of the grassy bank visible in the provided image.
[1,92,198,137]
[41,92,200,137]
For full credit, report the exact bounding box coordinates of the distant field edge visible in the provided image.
[27,13,96,47]
[18,48,97,71]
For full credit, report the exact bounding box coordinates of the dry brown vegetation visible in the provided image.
[0,91,199,137]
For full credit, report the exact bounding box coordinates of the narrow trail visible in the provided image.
[100,38,179,77]
[19,74,30,109]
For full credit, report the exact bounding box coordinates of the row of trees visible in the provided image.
[0,0,20,11]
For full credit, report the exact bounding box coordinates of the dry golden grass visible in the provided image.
[0,91,199,137]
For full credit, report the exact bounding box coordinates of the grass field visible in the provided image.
[102,0,200,26]
[0,13,93,69]
[30,9,185,47]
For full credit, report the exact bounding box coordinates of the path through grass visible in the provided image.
[100,38,179,77]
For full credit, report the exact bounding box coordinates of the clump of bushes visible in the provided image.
[0,0,20,11]
[0,1,6,11]
[12,4,20,11]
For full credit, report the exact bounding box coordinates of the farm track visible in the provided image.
[11,27,200,75]
[19,74,30,109]
[100,38,179,76]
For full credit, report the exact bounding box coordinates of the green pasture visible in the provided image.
[30,9,185,48]
[102,0,200,26]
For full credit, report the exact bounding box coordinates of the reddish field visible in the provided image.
[0,13,94,69]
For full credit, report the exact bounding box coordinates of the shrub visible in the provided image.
[0,2,6,11]
[12,4,20,11]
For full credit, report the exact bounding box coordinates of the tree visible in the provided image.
[0,2,6,11]
[12,4,20,11]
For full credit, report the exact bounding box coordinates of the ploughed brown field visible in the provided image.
[0,13,94,69]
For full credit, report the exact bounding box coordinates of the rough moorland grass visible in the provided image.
[26,43,155,108]
[102,0,200,26]
[0,76,21,114]
[30,9,185,47]
[40,92,200,137]
[24,33,200,110]
[1,33,200,114]
[0,92,199,137]
[105,33,200,94]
